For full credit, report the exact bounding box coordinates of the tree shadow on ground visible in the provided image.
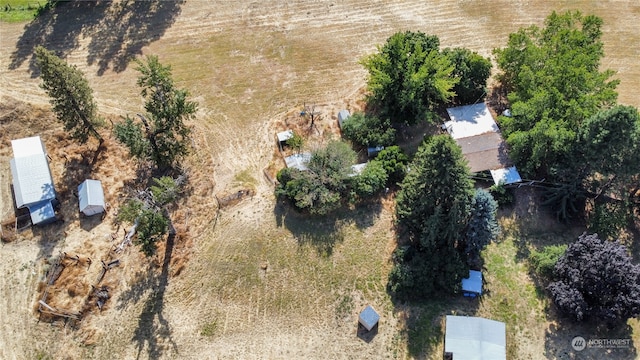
[116,232,178,360]
[85,0,184,75]
[391,295,482,359]
[501,186,584,262]
[273,199,382,256]
[9,0,183,77]
[544,314,637,360]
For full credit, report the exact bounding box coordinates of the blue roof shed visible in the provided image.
[358,305,380,331]
[462,270,483,298]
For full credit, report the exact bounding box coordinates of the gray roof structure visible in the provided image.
[284,153,311,171]
[78,179,106,216]
[337,109,350,129]
[277,129,294,143]
[9,136,57,225]
[445,316,506,360]
[444,103,521,184]
[349,163,367,177]
[359,305,380,331]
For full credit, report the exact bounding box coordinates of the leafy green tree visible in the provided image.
[588,201,630,241]
[340,112,396,148]
[465,189,500,265]
[350,160,388,198]
[135,208,169,256]
[285,132,304,153]
[488,182,515,207]
[392,135,474,295]
[375,145,408,185]
[116,176,182,256]
[35,46,104,143]
[114,55,197,168]
[541,106,640,223]
[494,11,619,177]
[529,244,567,279]
[579,106,640,194]
[116,198,144,224]
[276,141,357,215]
[151,176,180,206]
[361,31,457,124]
[549,233,640,327]
[443,47,492,105]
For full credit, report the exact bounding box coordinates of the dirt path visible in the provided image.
[0,1,639,359]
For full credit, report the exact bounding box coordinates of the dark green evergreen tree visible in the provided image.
[391,135,474,296]
[35,46,104,144]
[465,189,500,265]
[114,55,197,169]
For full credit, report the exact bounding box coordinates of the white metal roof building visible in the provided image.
[78,179,106,216]
[444,103,521,185]
[445,316,506,360]
[284,153,312,171]
[9,136,57,225]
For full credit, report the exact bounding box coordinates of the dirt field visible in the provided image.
[1,1,639,359]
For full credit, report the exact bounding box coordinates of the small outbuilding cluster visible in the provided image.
[9,136,57,225]
[443,103,521,185]
[8,135,107,228]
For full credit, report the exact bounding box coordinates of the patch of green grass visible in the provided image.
[0,0,45,22]
[33,349,53,360]
[479,233,549,359]
[405,301,449,358]
[233,169,257,188]
[201,319,218,337]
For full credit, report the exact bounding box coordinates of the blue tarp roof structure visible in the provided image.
[78,179,106,216]
[359,305,380,331]
[367,146,384,158]
[462,270,483,296]
[10,136,56,225]
[445,316,506,360]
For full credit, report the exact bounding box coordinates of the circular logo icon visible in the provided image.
[571,336,586,351]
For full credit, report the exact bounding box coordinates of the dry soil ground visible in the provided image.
[0,1,639,359]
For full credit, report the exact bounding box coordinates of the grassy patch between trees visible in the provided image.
[0,0,45,22]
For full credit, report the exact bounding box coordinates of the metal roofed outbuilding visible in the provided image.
[78,179,106,216]
[9,136,57,225]
[445,315,506,360]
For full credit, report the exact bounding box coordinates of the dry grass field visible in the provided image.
[0,1,639,359]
